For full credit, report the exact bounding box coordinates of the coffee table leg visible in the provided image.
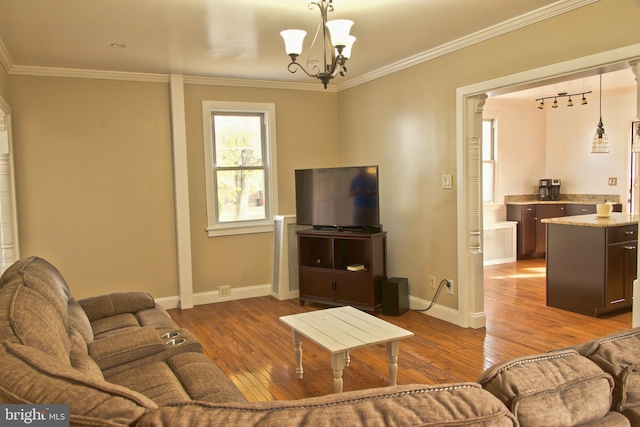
[291,330,303,379]
[331,352,346,393]
[387,340,399,386]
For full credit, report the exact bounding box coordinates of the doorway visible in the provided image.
[457,45,640,329]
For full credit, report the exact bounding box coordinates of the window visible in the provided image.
[482,118,496,203]
[202,101,278,237]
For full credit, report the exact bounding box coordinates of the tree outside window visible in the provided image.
[213,114,267,223]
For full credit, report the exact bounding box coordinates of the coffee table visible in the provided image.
[279,305,414,393]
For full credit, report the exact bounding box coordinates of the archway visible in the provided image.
[457,44,640,328]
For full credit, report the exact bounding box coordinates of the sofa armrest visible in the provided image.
[88,326,166,370]
[78,292,155,321]
[135,383,517,426]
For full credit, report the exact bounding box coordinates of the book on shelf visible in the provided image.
[347,264,365,272]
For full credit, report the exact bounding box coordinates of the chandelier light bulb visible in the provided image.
[325,19,354,48]
[339,35,356,59]
[280,30,307,57]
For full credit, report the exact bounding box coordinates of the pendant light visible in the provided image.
[591,74,609,153]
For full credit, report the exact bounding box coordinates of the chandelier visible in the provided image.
[280,0,356,89]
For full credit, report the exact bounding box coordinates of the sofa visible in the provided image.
[0,256,639,426]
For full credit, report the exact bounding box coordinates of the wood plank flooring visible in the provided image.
[167,258,632,402]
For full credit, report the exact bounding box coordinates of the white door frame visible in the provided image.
[0,95,20,272]
[456,43,640,328]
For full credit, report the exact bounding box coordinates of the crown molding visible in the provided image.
[7,65,170,83]
[336,0,598,91]
[1,0,597,91]
[182,75,335,92]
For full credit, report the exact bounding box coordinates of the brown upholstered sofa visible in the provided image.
[0,256,639,426]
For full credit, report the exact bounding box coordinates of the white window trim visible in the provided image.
[202,101,279,237]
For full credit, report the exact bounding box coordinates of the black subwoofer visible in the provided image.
[382,277,409,316]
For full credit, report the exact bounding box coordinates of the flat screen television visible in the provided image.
[295,165,380,230]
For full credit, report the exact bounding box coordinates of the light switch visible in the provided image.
[442,174,453,189]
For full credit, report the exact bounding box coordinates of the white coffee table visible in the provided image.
[279,306,414,393]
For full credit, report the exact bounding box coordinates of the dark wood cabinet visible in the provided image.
[297,229,387,312]
[507,204,565,258]
[565,204,596,216]
[546,223,637,317]
[535,205,565,253]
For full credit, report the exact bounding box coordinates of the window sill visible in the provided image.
[206,222,274,238]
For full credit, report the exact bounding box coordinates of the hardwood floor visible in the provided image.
[167,258,632,402]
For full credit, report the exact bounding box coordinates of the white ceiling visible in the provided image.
[0,0,611,90]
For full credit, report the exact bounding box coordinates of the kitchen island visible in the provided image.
[543,213,639,317]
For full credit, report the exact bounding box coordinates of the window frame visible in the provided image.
[482,118,497,204]
[202,101,278,237]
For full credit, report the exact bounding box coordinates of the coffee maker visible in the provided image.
[539,179,561,201]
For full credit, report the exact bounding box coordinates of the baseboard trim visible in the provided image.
[409,296,459,325]
[155,284,271,310]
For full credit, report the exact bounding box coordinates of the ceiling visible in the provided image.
[0,0,609,90]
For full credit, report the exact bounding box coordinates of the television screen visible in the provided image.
[295,166,380,229]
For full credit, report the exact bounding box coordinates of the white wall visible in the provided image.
[546,88,636,205]
[483,85,636,222]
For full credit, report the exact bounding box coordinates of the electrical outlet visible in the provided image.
[446,279,454,295]
[219,285,231,298]
[429,275,436,289]
[532,185,538,194]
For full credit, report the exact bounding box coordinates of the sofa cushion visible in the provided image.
[91,313,142,338]
[4,280,70,363]
[478,350,615,427]
[68,327,104,380]
[79,292,156,322]
[135,383,517,427]
[0,342,156,425]
[0,257,72,316]
[88,326,166,371]
[573,327,640,414]
[107,352,248,405]
[68,297,94,343]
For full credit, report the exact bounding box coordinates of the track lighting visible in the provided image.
[536,91,591,110]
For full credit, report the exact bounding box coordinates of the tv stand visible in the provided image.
[296,229,387,313]
[312,225,383,233]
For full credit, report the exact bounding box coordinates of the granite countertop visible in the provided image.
[541,212,639,227]
[505,194,620,205]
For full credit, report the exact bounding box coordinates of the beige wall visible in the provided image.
[182,84,339,294]
[337,0,640,308]
[8,76,178,299]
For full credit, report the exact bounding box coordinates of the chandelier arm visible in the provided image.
[287,62,322,79]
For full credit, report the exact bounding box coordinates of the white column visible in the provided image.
[457,94,487,329]
[169,74,194,309]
